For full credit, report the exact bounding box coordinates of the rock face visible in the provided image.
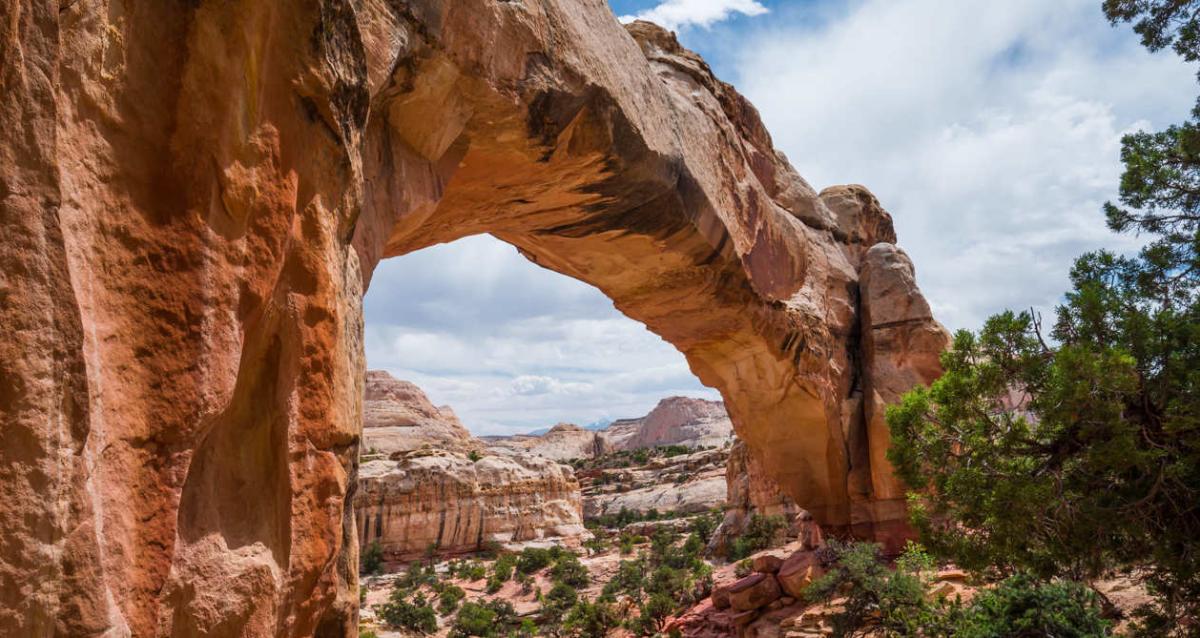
[604,396,733,451]
[362,370,476,455]
[0,1,946,635]
[357,374,587,560]
[582,447,730,519]
[484,423,609,461]
[356,451,587,562]
[710,438,803,556]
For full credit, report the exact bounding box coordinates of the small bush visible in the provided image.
[376,591,437,634]
[516,547,554,575]
[493,553,516,582]
[361,540,384,576]
[551,553,590,588]
[437,584,465,616]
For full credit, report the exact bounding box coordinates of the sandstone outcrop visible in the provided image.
[362,370,477,455]
[356,450,586,562]
[484,423,608,461]
[356,374,587,560]
[1,1,946,634]
[710,438,803,556]
[582,447,729,519]
[604,396,734,450]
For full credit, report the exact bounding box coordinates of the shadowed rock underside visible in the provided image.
[0,0,947,635]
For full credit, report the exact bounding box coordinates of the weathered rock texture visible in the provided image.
[0,0,946,634]
[356,450,587,562]
[362,370,476,455]
[604,396,733,451]
[582,447,729,519]
[356,373,587,559]
[484,423,609,461]
[710,438,803,556]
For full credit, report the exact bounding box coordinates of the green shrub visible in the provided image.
[564,599,620,638]
[451,601,496,638]
[494,553,516,582]
[376,591,438,634]
[954,573,1111,638]
[551,553,590,588]
[690,510,722,545]
[727,514,787,560]
[361,540,384,576]
[437,584,465,616]
[516,547,554,575]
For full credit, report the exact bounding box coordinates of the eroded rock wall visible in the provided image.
[0,0,946,634]
[356,451,587,561]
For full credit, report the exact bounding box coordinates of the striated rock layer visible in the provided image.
[356,373,587,559]
[362,370,477,455]
[604,396,734,451]
[356,451,587,562]
[0,1,946,634]
[483,423,610,461]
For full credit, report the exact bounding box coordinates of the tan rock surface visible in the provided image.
[356,450,586,562]
[362,370,477,455]
[0,1,945,634]
[484,423,608,461]
[604,396,734,450]
[582,447,729,518]
[729,573,782,612]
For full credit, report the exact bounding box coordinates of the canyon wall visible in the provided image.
[0,0,945,634]
[357,371,587,560]
[357,451,587,562]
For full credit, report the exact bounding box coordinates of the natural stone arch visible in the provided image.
[0,0,946,636]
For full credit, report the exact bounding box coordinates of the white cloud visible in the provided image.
[730,0,1193,330]
[619,0,767,31]
[364,236,719,436]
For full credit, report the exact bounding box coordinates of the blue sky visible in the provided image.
[366,0,1194,435]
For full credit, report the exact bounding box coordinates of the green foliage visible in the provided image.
[451,600,520,638]
[396,562,439,590]
[805,541,948,637]
[540,582,579,632]
[563,599,620,638]
[359,631,379,638]
[805,542,1110,638]
[494,553,516,582]
[550,552,590,589]
[468,450,482,462]
[515,546,560,575]
[728,514,787,560]
[376,590,438,634]
[954,573,1111,638]
[689,509,723,545]
[360,540,384,576]
[437,583,465,616]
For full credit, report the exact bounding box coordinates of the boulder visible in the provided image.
[712,584,732,610]
[729,573,782,611]
[777,551,826,599]
[752,554,786,574]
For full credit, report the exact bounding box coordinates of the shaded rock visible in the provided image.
[752,554,786,574]
[729,573,782,611]
[777,552,826,599]
[712,584,732,610]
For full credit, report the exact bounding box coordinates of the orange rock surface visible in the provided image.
[0,1,946,634]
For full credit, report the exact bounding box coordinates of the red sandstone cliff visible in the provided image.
[0,2,946,634]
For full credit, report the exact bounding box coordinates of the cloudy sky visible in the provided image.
[365,0,1194,435]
